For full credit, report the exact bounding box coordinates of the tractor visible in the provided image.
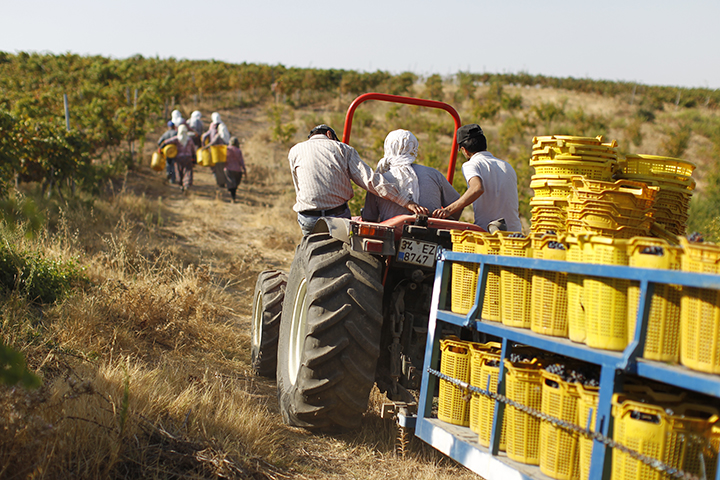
[251,93,488,429]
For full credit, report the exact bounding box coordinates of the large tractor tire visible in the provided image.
[251,270,287,377]
[277,233,384,429]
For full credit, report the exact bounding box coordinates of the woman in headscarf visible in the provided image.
[187,111,203,146]
[160,124,197,193]
[205,120,230,188]
[224,137,247,203]
[171,109,185,129]
[362,129,461,222]
[201,112,224,146]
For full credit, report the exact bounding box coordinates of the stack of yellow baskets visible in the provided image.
[617,154,696,237]
[530,135,619,237]
[567,177,658,238]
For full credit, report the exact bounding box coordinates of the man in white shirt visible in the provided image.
[289,125,429,235]
[432,124,522,232]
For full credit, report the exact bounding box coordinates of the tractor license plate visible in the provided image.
[396,239,437,268]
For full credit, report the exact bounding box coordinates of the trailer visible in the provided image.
[411,245,720,480]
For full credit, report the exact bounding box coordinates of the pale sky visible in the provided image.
[3,0,719,89]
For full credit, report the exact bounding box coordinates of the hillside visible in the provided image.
[2,54,720,478]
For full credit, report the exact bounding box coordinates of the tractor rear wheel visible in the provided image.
[277,233,384,429]
[251,270,287,377]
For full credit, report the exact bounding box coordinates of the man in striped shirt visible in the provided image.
[289,125,429,236]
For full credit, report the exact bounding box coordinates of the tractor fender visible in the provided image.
[311,216,352,244]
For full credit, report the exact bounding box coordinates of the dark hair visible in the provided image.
[308,124,338,140]
[460,134,487,154]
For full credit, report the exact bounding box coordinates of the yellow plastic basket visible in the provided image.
[198,147,213,166]
[577,383,599,480]
[566,236,586,343]
[530,177,574,199]
[622,154,696,178]
[540,370,581,480]
[438,338,472,426]
[626,238,682,363]
[162,144,178,159]
[679,239,720,373]
[210,145,227,164]
[531,235,568,337]
[482,233,503,322]
[582,236,631,351]
[476,352,506,449]
[530,158,616,181]
[566,220,650,240]
[499,233,533,328]
[151,150,166,172]
[612,394,719,480]
[504,359,544,465]
[533,135,617,149]
[570,176,658,211]
[568,199,655,221]
[532,144,618,161]
[469,342,501,433]
[451,230,486,315]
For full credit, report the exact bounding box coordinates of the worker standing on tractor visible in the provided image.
[289,124,429,236]
[224,137,246,203]
[432,124,522,231]
[160,124,197,193]
[362,129,462,222]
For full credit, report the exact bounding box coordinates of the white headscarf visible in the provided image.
[211,112,221,124]
[191,110,202,121]
[171,109,184,127]
[218,123,230,144]
[177,125,189,147]
[376,129,420,203]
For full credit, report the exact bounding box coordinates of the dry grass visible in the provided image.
[6,84,713,478]
[1,98,484,479]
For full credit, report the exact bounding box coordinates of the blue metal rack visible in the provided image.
[415,248,720,480]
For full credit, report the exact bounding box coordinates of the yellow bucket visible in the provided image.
[151,151,165,172]
[210,145,227,164]
[162,144,178,159]
[198,148,213,167]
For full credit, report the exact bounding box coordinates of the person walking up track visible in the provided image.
[160,125,197,193]
[224,137,247,203]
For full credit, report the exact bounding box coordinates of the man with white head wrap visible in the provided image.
[362,129,461,222]
[159,124,197,192]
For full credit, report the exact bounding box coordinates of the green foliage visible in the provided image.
[660,121,692,157]
[564,107,608,137]
[424,74,444,101]
[0,233,87,304]
[455,72,477,103]
[532,101,567,133]
[0,195,45,235]
[268,105,297,144]
[0,340,40,388]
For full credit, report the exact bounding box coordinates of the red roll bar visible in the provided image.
[342,93,462,183]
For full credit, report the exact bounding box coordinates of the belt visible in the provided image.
[300,203,348,217]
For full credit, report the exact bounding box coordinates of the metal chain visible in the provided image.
[428,368,708,480]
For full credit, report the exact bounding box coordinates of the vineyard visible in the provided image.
[2,51,720,478]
